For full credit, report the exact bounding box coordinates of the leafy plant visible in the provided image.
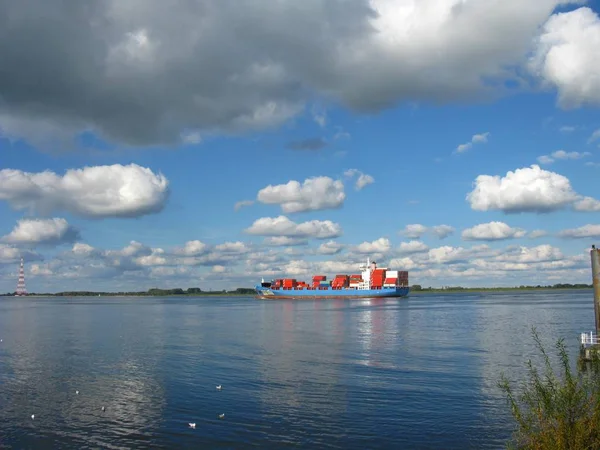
[499,327,600,450]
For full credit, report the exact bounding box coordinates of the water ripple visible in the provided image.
[0,290,594,448]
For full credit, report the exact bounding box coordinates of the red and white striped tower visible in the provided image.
[16,257,27,296]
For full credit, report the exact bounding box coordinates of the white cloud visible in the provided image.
[398,240,429,254]
[354,238,391,254]
[344,169,375,191]
[244,216,342,240]
[1,218,80,246]
[212,265,228,274]
[334,129,351,140]
[558,224,600,238]
[536,150,591,164]
[355,173,375,191]
[4,232,595,293]
[559,126,576,133]
[462,222,526,241]
[172,240,209,257]
[588,129,600,144]
[530,7,600,109]
[400,224,428,239]
[256,176,345,213]
[0,244,42,264]
[400,224,454,239]
[316,240,344,255]
[498,244,564,263]
[0,164,169,218]
[466,164,587,213]
[311,105,327,128]
[573,197,600,212]
[181,130,202,144]
[263,237,308,247]
[215,242,251,254]
[0,1,593,150]
[388,256,426,271]
[455,132,490,153]
[29,263,53,276]
[586,162,600,168]
[427,244,497,265]
[234,200,254,211]
[528,230,548,239]
[134,251,168,267]
[430,225,455,239]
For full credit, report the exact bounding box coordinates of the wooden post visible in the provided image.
[593,245,600,334]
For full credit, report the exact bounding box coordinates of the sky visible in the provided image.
[1,0,600,293]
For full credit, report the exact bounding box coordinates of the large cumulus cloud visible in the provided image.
[0,164,169,218]
[0,0,595,148]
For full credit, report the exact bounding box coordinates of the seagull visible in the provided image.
[75,390,79,395]
[101,406,105,412]
[189,423,196,429]
[218,414,225,419]
[31,414,35,420]
[216,385,222,390]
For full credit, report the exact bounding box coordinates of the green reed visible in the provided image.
[499,327,600,450]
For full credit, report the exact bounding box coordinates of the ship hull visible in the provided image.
[254,286,409,299]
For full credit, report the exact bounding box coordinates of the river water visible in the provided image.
[0,290,594,449]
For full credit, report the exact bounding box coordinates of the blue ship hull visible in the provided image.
[254,285,409,299]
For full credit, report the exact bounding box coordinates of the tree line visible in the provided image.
[411,283,593,292]
[0,287,256,297]
[1,283,593,297]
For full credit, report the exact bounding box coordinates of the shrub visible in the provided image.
[498,327,600,450]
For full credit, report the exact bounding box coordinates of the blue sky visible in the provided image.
[1,0,600,292]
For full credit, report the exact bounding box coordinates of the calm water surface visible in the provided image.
[0,290,594,449]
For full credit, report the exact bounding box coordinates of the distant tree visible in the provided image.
[411,284,422,291]
[187,287,202,294]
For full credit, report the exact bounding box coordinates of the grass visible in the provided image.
[498,327,600,449]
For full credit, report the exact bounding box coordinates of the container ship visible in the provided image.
[255,258,409,299]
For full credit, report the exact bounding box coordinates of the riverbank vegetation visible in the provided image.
[499,328,600,449]
[0,287,256,297]
[1,283,591,297]
[412,283,592,293]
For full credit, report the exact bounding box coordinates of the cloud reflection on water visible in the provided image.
[0,297,169,448]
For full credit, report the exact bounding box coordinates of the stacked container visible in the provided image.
[283,278,297,289]
[349,274,362,288]
[312,275,326,289]
[398,271,409,287]
[332,275,349,289]
[370,268,386,289]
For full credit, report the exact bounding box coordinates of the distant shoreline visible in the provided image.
[1,286,593,298]
[413,287,594,294]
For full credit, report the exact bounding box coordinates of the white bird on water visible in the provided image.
[218,413,225,419]
[189,423,196,429]
[101,406,105,412]
[216,385,222,390]
[31,414,35,420]
[76,390,79,395]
